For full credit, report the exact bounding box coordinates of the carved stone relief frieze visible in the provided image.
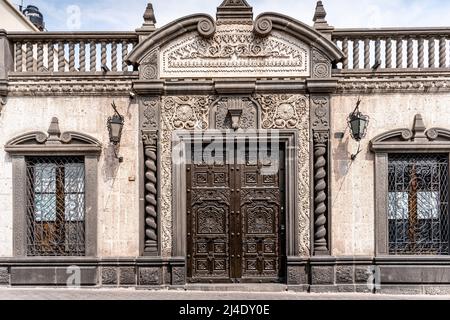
[160,24,310,78]
[254,94,308,130]
[142,97,160,130]
[160,96,213,256]
[254,94,311,255]
[311,96,330,130]
[163,96,212,130]
[311,48,331,78]
[8,79,133,96]
[140,50,159,80]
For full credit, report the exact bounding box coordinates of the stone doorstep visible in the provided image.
[183,284,289,293]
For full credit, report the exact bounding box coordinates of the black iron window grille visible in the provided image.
[26,157,86,256]
[388,154,449,255]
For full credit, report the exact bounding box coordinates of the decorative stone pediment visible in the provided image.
[160,24,310,78]
[126,7,343,81]
[371,114,450,152]
[5,117,102,155]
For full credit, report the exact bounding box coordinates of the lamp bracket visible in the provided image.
[351,142,362,161]
[112,144,124,163]
[111,100,124,119]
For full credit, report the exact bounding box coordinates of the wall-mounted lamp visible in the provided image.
[348,98,369,160]
[228,109,243,131]
[107,101,124,162]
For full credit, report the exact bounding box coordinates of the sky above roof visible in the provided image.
[11,0,450,31]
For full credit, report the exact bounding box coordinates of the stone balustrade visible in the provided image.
[332,28,450,73]
[8,32,138,73]
[5,28,450,76]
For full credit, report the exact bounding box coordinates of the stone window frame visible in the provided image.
[370,114,450,256]
[5,118,102,257]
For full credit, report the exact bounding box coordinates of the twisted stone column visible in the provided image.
[26,42,33,72]
[386,38,392,68]
[313,131,329,254]
[15,42,22,72]
[143,130,158,254]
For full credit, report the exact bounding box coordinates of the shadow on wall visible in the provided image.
[0,96,6,115]
[331,134,352,210]
[102,144,121,182]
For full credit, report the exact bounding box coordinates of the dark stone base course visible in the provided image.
[10,267,97,286]
[3,256,450,294]
[0,267,9,285]
[119,267,136,285]
[139,267,162,286]
[311,266,334,285]
[336,266,354,284]
[101,267,117,285]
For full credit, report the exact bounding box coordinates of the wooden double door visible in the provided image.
[186,143,286,283]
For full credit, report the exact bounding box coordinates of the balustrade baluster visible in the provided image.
[353,40,360,69]
[15,42,22,72]
[385,38,392,68]
[342,38,348,69]
[364,38,370,69]
[429,38,436,68]
[396,38,403,68]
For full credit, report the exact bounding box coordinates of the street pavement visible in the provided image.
[0,287,448,300]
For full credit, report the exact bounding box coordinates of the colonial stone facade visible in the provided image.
[1,0,450,294]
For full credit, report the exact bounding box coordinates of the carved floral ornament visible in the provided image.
[312,48,331,78]
[311,97,329,129]
[163,96,212,130]
[254,94,308,130]
[141,50,158,80]
[161,94,308,131]
[142,97,160,130]
[160,24,310,78]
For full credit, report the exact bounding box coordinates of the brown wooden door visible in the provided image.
[187,143,285,283]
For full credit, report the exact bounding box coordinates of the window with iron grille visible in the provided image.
[26,157,86,256]
[388,154,450,255]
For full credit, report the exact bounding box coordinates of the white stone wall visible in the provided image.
[331,92,450,256]
[0,96,139,257]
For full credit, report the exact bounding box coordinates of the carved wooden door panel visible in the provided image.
[187,146,232,283]
[187,143,285,283]
[237,148,285,282]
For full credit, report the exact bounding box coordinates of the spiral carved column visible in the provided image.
[313,131,329,254]
[143,130,159,255]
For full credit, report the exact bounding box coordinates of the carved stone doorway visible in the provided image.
[186,141,286,283]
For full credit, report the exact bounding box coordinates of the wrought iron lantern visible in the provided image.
[347,99,369,160]
[107,101,124,145]
[348,99,369,142]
